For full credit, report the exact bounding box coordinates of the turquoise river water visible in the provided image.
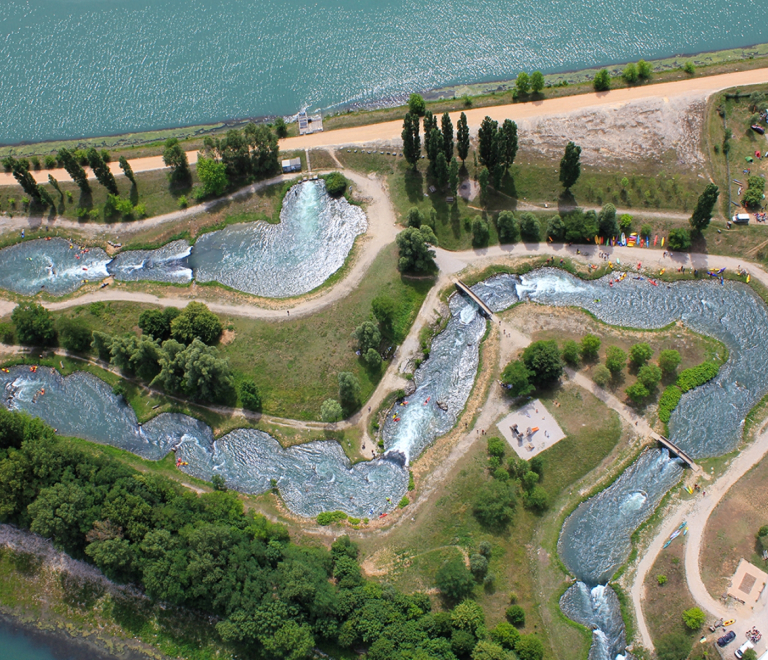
[1,0,766,143]
[3,269,768,659]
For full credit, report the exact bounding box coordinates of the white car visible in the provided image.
[735,640,754,659]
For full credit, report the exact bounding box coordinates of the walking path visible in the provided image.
[630,426,768,652]
[2,68,767,189]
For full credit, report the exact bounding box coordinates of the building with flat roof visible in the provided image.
[281,157,301,173]
[727,558,768,607]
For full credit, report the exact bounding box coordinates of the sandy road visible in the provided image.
[2,67,768,189]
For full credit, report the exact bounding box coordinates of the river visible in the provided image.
[1,0,766,143]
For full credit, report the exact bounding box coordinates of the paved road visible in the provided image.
[3,67,768,188]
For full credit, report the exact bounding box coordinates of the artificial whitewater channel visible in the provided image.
[2,267,768,660]
[0,180,367,299]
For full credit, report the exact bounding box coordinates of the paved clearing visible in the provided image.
[499,399,566,459]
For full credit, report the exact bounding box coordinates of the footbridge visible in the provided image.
[651,432,698,470]
[454,280,494,319]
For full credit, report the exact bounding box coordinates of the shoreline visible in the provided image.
[2,42,767,156]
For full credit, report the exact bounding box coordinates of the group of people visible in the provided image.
[746,627,762,644]
[755,212,768,223]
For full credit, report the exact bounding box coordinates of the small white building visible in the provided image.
[281,157,301,173]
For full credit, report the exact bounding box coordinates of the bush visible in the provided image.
[523,486,549,512]
[472,218,490,247]
[658,349,681,374]
[324,172,348,197]
[240,380,262,412]
[398,496,409,508]
[364,348,382,368]
[677,362,719,392]
[469,553,488,579]
[497,210,519,243]
[11,303,56,346]
[668,228,691,251]
[57,318,92,353]
[626,381,649,403]
[436,557,475,601]
[605,346,627,374]
[656,632,693,660]
[505,604,526,627]
[637,363,662,390]
[501,359,535,397]
[592,364,611,387]
[622,62,638,84]
[580,334,601,359]
[408,93,426,116]
[407,207,424,228]
[682,607,706,630]
[619,214,633,232]
[473,480,517,531]
[657,574,668,586]
[320,399,343,423]
[519,212,541,242]
[516,635,544,660]
[593,69,611,92]
[637,59,652,79]
[490,621,520,650]
[0,322,15,344]
[479,540,493,557]
[522,340,563,387]
[629,342,653,366]
[683,61,695,75]
[561,340,580,366]
[316,511,348,526]
[487,436,506,457]
[658,385,682,423]
[171,302,222,345]
[274,117,288,138]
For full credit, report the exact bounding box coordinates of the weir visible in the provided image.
[651,432,698,470]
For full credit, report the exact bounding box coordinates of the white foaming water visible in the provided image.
[619,491,647,514]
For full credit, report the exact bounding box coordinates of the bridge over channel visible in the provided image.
[454,280,495,319]
[650,432,699,470]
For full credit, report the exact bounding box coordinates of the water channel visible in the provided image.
[3,268,768,660]
[0,180,366,299]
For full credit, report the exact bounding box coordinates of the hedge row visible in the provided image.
[676,361,720,393]
[658,385,683,423]
[317,510,348,525]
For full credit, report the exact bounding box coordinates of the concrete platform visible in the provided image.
[498,399,566,459]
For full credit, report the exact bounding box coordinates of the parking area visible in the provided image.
[498,399,566,459]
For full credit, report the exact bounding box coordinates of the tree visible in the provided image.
[57,148,91,193]
[690,183,719,232]
[324,172,347,197]
[629,342,653,366]
[177,338,233,402]
[436,557,474,601]
[162,138,189,175]
[516,635,544,660]
[472,218,490,247]
[170,302,222,345]
[597,203,619,238]
[457,112,470,162]
[473,480,517,531]
[561,340,580,366]
[364,348,381,368]
[262,621,315,660]
[426,126,442,167]
[605,346,627,374]
[637,364,662,390]
[407,207,424,228]
[371,296,397,335]
[501,119,518,168]
[441,112,454,159]
[57,318,92,353]
[402,113,421,169]
[11,160,42,203]
[682,607,706,630]
[320,399,343,423]
[86,148,118,194]
[139,308,178,341]
[625,381,649,403]
[240,380,262,411]
[743,177,765,209]
[516,72,530,95]
[338,372,361,411]
[396,226,437,273]
[559,142,582,189]
[506,604,525,626]
[658,349,681,374]
[491,621,520,650]
[47,174,62,199]
[497,211,518,243]
[531,71,544,93]
[546,215,565,241]
[637,59,652,80]
[197,155,228,197]
[12,303,56,346]
[622,63,638,84]
[619,214,633,232]
[668,228,692,251]
[580,334,601,359]
[522,340,563,387]
[478,167,490,203]
[408,93,426,116]
[683,61,695,75]
[449,157,460,197]
[469,553,488,579]
[592,364,611,386]
[742,650,758,660]
[501,360,535,397]
[478,117,499,170]
[353,320,381,354]
[519,212,540,242]
[593,69,611,92]
[472,641,508,660]
[655,632,693,660]
[435,152,449,188]
[273,117,288,138]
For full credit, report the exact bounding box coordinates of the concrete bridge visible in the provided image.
[454,280,494,319]
[651,432,699,470]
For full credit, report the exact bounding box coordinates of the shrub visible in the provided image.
[490,621,520,650]
[677,362,719,392]
[274,117,288,138]
[592,364,611,387]
[316,511,348,525]
[11,303,56,346]
[619,214,633,232]
[637,363,662,390]
[505,604,525,627]
[516,635,544,660]
[178,195,188,208]
[479,540,493,557]
[487,436,506,457]
[682,607,706,630]
[683,61,695,75]
[629,342,653,366]
[436,557,475,601]
[324,172,348,197]
[472,218,490,247]
[171,302,222,345]
[561,339,580,366]
[398,496,410,508]
[605,346,627,374]
[658,349,681,374]
[320,399,343,423]
[626,381,649,403]
[469,553,488,578]
[657,574,668,586]
[655,632,692,660]
[57,318,92,353]
[668,228,691,251]
[0,322,15,344]
[658,385,683,423]
[523,486,549,512]
[408,93,426,116]
[593,69,611,92]
[501,359,535,397]
[637,59,652,79]
[622,63,638,84]
[44,155,57,169]
[473,480,517,531]
[240,379,262,412]
[497,210,519,243]
[580,334,601,359]
[519,212,541,242]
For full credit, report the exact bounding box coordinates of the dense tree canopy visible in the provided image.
[559,142,582,189]
[11,303,56,346]
[171,302,223,345]
[690,183,719,232]
[396,226,437,273]
[521,340,563,387]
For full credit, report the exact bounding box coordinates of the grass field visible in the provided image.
[41,243,433,421]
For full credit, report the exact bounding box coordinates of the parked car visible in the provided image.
[735,640,755,658]
[718,631,736,647]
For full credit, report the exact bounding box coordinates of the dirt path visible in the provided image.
[3,68,767,190]
[629,425,768,651]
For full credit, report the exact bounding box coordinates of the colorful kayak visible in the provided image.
[663,521,687,548]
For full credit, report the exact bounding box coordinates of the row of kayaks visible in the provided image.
[663,521,688,548]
